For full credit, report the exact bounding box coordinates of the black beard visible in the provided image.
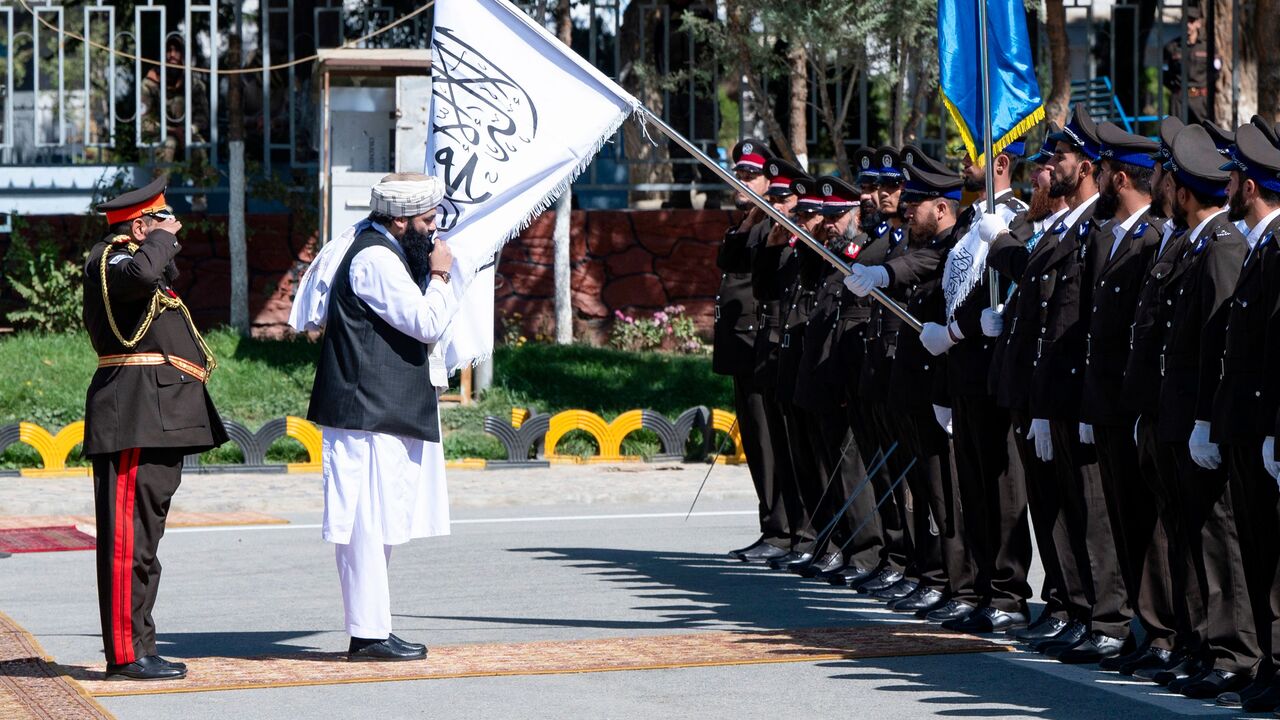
[402,226,435,285]
[1227,184,1248,222]
[1095,184,1120,220]
[860,208,880,232]
[734,196,753,211]
[1171,201,1188,227]
[963,175,985,193]
[1048,174,1078,199]
[1150,182,1170,219]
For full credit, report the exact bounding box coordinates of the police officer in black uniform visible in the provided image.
[715,139,791,563]
[1072,123,1169,664]
[1154,123,1255,699]
[83,177,227,680]
[1162,6,1214,125]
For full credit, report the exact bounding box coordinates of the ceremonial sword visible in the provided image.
[838,458,916,557]
[808,441,897,554]
[684,416,739,521]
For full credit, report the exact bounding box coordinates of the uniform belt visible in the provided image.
[98,353,209,383]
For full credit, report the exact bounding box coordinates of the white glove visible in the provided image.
[843,264,889,297]
[1263,436,1279,483]
[1079,422,1095,445]
[1188,420,1221,470]
[980,305,1004,337]
[1028,418,1054,462]
[933,405,953,436]
[919,321,957,356]
[978,212,1010,243]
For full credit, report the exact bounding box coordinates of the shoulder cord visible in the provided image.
[99,235,218,376]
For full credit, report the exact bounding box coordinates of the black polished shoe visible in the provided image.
[1033,620,1087,653]
[1150,656,1204,686]
[348,637,427,662]
[1239,679,1280,712]
[729,538,766,560]
[926,599,975,622]
[388,634,426,654]
[1057,632,1134,664]
[945,606,1028,634]
[856,568,904,593]
[1099,641,1152,672]
[767,551,811,570]
[793,551,842,577]
[1118,646,1174,677]
[105,655,187,681]
[872,578,919,601]
[156,656,188,672]
[890,587,945,613]
[1013,616,1068,643]
[821,564,873,586]
[1217,675,1274,709]
[740,542,789,563]
[1180,669,1248,699]
[1168,666,1212,693]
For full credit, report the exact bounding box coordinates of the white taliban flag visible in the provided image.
[428,0,641,372]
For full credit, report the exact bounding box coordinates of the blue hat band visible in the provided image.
[1103,149,1157,169]
[1004,140,1027,157]
[878,167,904,180]
[1167,162,1229,199]
[1223,147,1280,194]
[1062,124,1102,161]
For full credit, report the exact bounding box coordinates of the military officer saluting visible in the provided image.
[82,178,227,680]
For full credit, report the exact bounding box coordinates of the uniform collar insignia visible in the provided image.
[877,221,889,236]
[1133,222,1149,237]
[1078,219,1092,237]
[1052,221,1068,235]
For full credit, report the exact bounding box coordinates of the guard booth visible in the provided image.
[315,48,472,403]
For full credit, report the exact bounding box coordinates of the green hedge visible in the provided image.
[0,330,732,466]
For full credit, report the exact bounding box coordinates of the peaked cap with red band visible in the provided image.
[731,138,771,173]
[765,159,807,197]
[96,177,170,225]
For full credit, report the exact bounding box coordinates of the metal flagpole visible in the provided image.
[977,0,1001,309]
[639,107,924,333]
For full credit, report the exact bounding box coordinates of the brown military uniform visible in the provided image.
[83,196,226,666]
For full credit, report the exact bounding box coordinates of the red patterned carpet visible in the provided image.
[65,625,1009,697]
[0,612,115,720]
[0,527,97,554]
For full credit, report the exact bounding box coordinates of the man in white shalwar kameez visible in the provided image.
[294,172,471,661]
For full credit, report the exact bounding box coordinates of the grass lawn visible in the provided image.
[0,330,733,468]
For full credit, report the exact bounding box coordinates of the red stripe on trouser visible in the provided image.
[112,448,140,664]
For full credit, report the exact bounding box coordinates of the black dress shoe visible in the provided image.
[1216,674,1275,709]
[1180,669,1248,699]
[157,657,188,672]
[1057,632,1134,664]
[856,568,904,593]
[872,578,919,601]
[389,634,426,654]
[348,637,427,662]
[105,655,187,681]
[740,542,789,563]
[1239,679,1280,712]
[1149,655,1203,686]
[1167,666,1212,693]
[1118,647,1173,677]
[1013,616,1067,643]
[945,606,1028,634]
[729,538,766,560]
[767,551,811,570]
[793,552,842,577]
[890,587,945,613]
[1098,640,1149,671]
[1033,620,1087,653]
[820,565,872,586]
[926,599,974,622]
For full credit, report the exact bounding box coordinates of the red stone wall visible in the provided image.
[496,209,737,343]
[2,210,737,341]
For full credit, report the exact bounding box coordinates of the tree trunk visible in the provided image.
[228,8,248,335]
[813,55,854,179]
[788,45,808,170]
[1044,0,1071,127]
[890,41,909,146]
[1212,0,1253,124]
[553,0,573,345]
[618,1,670,207]
[726,2,793,161]
[1257,0,1280,120]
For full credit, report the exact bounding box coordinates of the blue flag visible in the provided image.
[938,0,1044,166]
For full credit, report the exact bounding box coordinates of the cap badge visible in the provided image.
[743,143,753,154]
[822,183,833,195]
[861,156,871,169]
[882,154,893,167]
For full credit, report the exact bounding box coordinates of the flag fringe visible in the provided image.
[493,103,641,247]
[940,91,1046,167]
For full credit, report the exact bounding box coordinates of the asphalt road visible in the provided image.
[2,495,1241,719]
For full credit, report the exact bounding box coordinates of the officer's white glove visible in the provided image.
[919,322,957,356]
[1028,418,1054,462]
[1188,420,1221,470]
[843,264,889,297]
[1263,436,1279,483]
[980,305,1004,337]
[1079,422,1095,445]
[978,212,1010,243]
[933,405,953,436]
